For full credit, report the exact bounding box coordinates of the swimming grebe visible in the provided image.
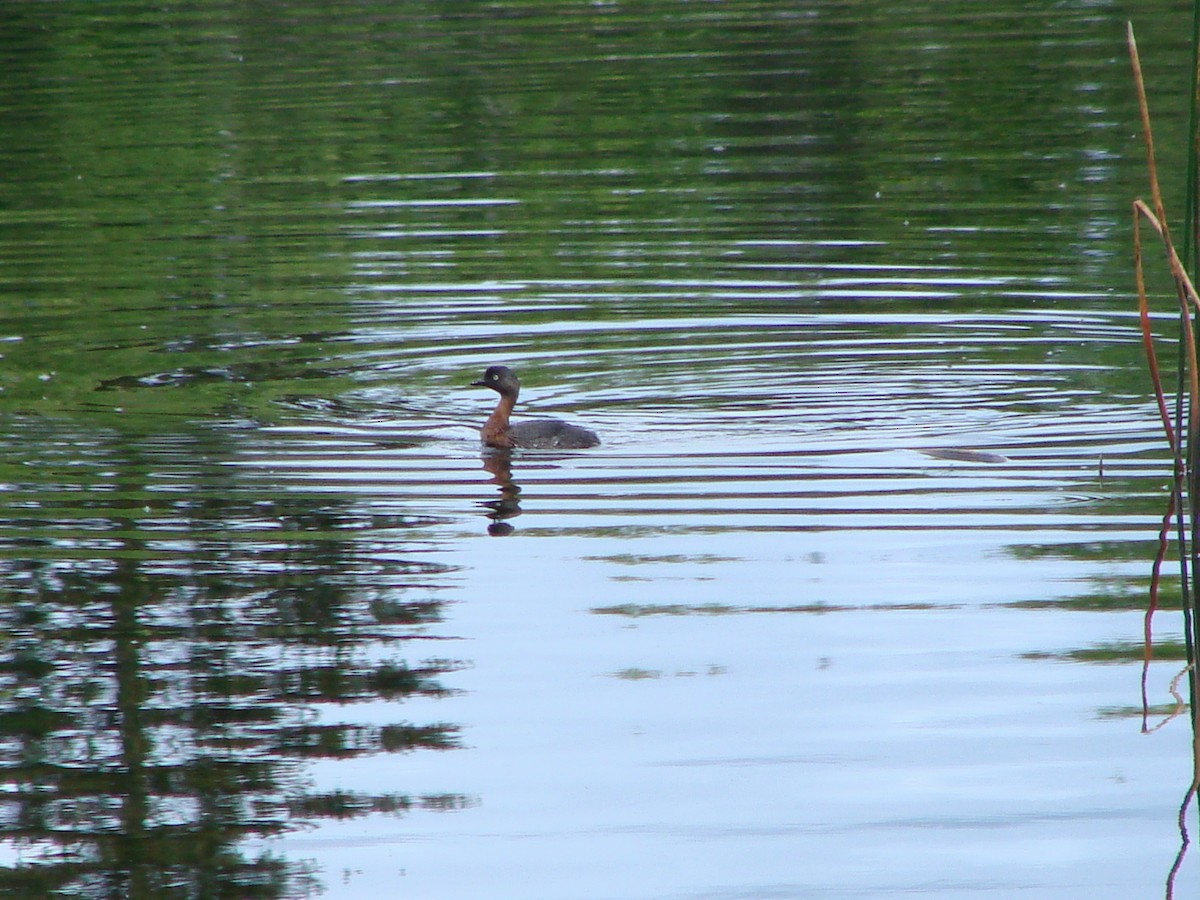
[471,365,600,450]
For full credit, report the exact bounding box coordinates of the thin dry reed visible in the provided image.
[1127,20,1200,895]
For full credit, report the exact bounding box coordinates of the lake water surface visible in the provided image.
[1,2,1198,898]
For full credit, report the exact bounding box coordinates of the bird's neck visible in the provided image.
[481,393,517,447]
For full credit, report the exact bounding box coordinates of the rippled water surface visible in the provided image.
[1,2,1199,898]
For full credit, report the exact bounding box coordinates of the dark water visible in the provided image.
[1,2,1198,898]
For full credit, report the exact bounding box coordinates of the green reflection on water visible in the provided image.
[0,0,1179,421]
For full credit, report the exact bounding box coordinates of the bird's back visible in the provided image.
[508,418,600,450]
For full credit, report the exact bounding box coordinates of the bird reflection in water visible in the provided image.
[479,451,521,535]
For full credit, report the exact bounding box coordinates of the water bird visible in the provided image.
[471,365,600,450]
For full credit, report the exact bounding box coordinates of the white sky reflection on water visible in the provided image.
[240,360,1193,898]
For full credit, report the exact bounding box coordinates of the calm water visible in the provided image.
[1,1,1198,898]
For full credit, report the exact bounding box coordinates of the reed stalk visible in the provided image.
[1127,20,1200,891]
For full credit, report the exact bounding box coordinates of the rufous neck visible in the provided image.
[481,393,517,446]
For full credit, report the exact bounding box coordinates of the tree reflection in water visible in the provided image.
[0,480,467,899]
